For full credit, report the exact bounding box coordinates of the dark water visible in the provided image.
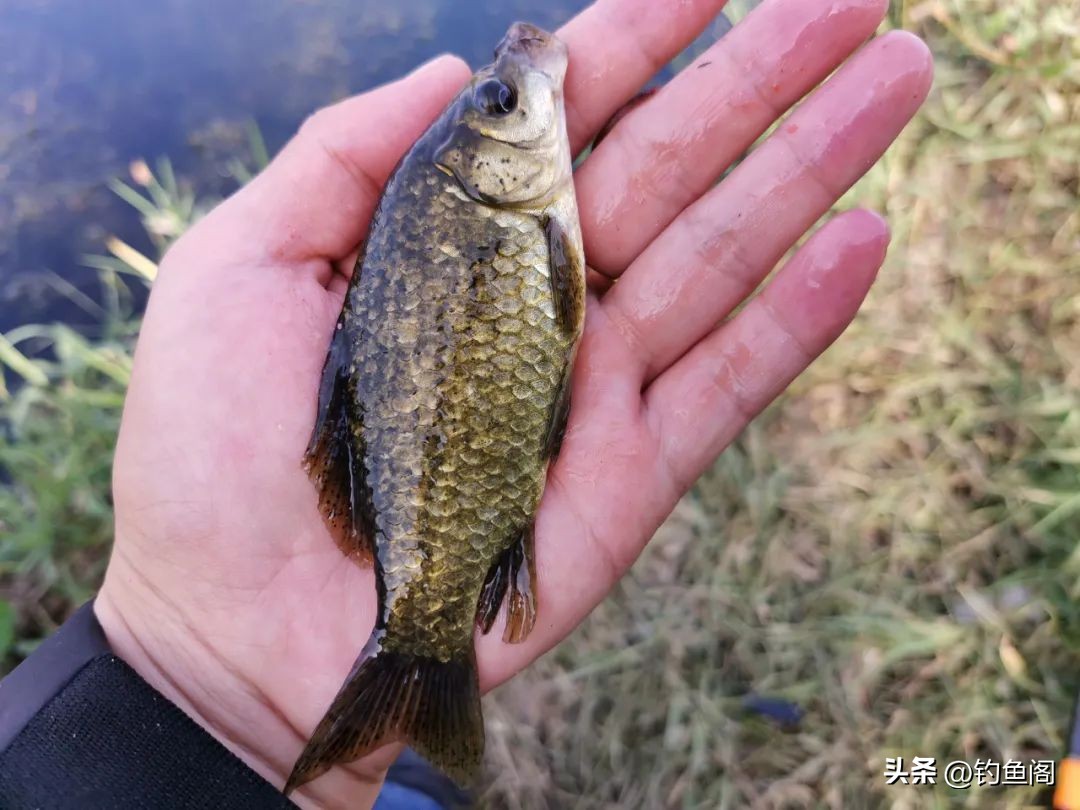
[0,0,603,333]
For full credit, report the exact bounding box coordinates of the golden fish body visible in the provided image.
[287,22,583,792]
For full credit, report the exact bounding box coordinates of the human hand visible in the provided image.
[94,0,932,807]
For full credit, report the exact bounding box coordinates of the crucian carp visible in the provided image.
[286,22,584,793]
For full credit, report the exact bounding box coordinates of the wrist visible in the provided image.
[94,551,387,809]
[93,563,283,780]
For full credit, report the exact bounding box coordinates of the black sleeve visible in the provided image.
[0,602,296,809]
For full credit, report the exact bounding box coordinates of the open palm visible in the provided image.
[95,0,931,807]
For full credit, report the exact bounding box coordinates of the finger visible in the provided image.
[198,55,471,267]
[180,0,730,270]
[644,208,889,497]
[474,292,652,688]
[602,31,932,382]
[559,0,729,153]
[577,0,889,276]
[479,210,887,688]
[331,246,362,292]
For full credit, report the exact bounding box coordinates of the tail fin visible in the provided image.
[284,642,483,794]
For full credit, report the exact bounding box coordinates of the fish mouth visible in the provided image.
[494,22,568,83]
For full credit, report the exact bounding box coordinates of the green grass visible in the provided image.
[0,156,212,664]
[2,4,1079,808]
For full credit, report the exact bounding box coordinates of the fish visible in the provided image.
[285,22,584,794]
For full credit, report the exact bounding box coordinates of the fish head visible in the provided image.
[492,21,568,87]
[434,23,573,211]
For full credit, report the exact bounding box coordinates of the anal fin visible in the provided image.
[303,319,375,564]
[476,528,537,644]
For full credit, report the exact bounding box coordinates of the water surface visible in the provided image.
[0,0,595,332]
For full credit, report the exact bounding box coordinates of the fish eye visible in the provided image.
[475,79,517,116]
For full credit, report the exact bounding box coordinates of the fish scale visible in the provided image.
[286,21,584,793]
[349,173,567,651]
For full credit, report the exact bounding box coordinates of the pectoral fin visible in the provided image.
[542,359,572,461]
[303,319,375,564]
[543,214,584,337]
